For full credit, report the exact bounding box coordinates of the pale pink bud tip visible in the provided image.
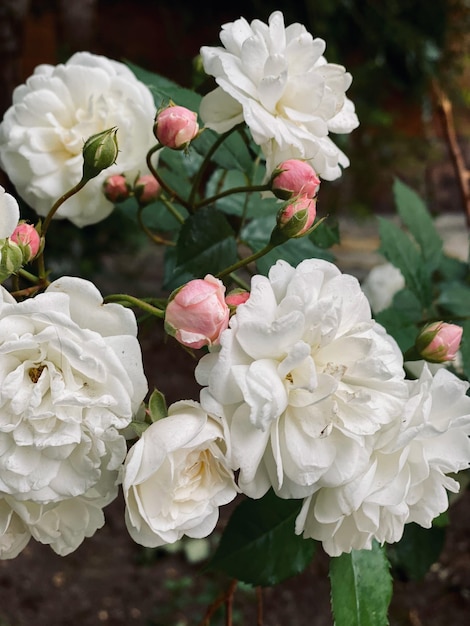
[271,160,321,200]
[277,195,317,238]
[416,321,463,363]
[103,175,130,203]
[164,275,230,349]
[154,105,199,149]
[134,175,161,206]
[225,291,250,308]
[10,223,41,260]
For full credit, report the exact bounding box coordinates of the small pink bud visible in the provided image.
[277,195,317,238]
[10,223,41,261]
[134,175,161,206]
[103,175,131,203]
[154,104,199,149]
[226,290,250,313]
[164,275,230,349]
[416,321,463,363]
[271,160,320,200]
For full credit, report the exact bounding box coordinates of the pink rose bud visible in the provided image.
[416,321,463,363]
[10,223,41,261]
[154,104,199,149]
[103,174,131,203]
[133,174,161,206]
[271,160,321,200]
[226,289,250,313]
[277,195,317,238]
[164,274,230,349]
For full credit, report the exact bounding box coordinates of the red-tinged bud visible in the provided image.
[154,104,199,149]
[10,223,41,261]
[276,195,317,238]
[103,174,131,203]
[271,159,320,200]
[134,175,161,206]
[225,289,250,314]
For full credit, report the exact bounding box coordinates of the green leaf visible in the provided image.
[393,178,443,270]
[387,523,446,581]
[310,218,340,249]
[460,318,470,381]
[174,206,238,277]
[375,307,418,353]
[437,282,470,317]
[208,490,317,587]
[192,128,254,173]
[378,217,433,306]
[162,246,195,292]
[147,389,167,422]
[126,61,201,111]
[330,541,392,626]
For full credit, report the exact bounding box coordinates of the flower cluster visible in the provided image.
[0,10,468,597]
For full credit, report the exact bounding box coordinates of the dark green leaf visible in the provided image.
[393,178,442,270]
[192,128,254,173]
[375,307,418,352]
[310,218,340,249]
[387,522,446,581]
[208,490,317,586]
[378,217,433,306]
[330,541,392,626]
[438,282,470,317]
[162,246,195,292]
[174,206,237,276]
[460,318,470,381]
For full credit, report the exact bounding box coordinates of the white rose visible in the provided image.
[0,52,156,227]
[295,364,470,556]
[199,11,359,180]
[196,258,407,500]
[123,400,237,547]
[0,276,148,508]
[0,185,20,239]
[361,262,405,313]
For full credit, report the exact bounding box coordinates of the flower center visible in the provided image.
[28,364,46,383]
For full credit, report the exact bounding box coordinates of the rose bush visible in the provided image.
[0,52,156,227]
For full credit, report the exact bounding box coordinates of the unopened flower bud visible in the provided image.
[416,321,463,363]
[82,127,119,181]
[103,174,131,203]
[154,104,199,149]
[134,174,161,206]
[225,289,250,314]
[0,239,24,282]
[271,160,320,200]
[276,195,317,238]
[164,275,230,349]
[10,223,41,261]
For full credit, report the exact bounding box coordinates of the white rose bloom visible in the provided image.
[361,262,405,313]
[296,364,470,556]
[0,186,20,239]
[199,11,359,180]
[0,52,156,227]
[0,276,148,509]
[123,400,237,548]
[196,259,407,500]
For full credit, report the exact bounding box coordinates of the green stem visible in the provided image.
[188,123,245,207]
[104,294,165,318]
[41,178,88,238]
[217,242,276,279]
[194,183,270,210]
[137,205,176,246]
[146,145,189,214]
[18,268,42,284]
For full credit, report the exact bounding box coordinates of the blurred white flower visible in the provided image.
[199,11,359,180]
[0,185,20,239]
[196,259,407,500]
[296,364,470,556]
[0,52,156,227]
[361,262,405,313]
[123,400,237,547]
[0,276,147,555]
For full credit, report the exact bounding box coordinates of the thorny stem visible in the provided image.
[41,178,88,238]
[199,579,238,626]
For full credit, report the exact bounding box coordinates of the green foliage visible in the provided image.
[208,490,317,586]
[387,522,447,581]
[330,541,393,626]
